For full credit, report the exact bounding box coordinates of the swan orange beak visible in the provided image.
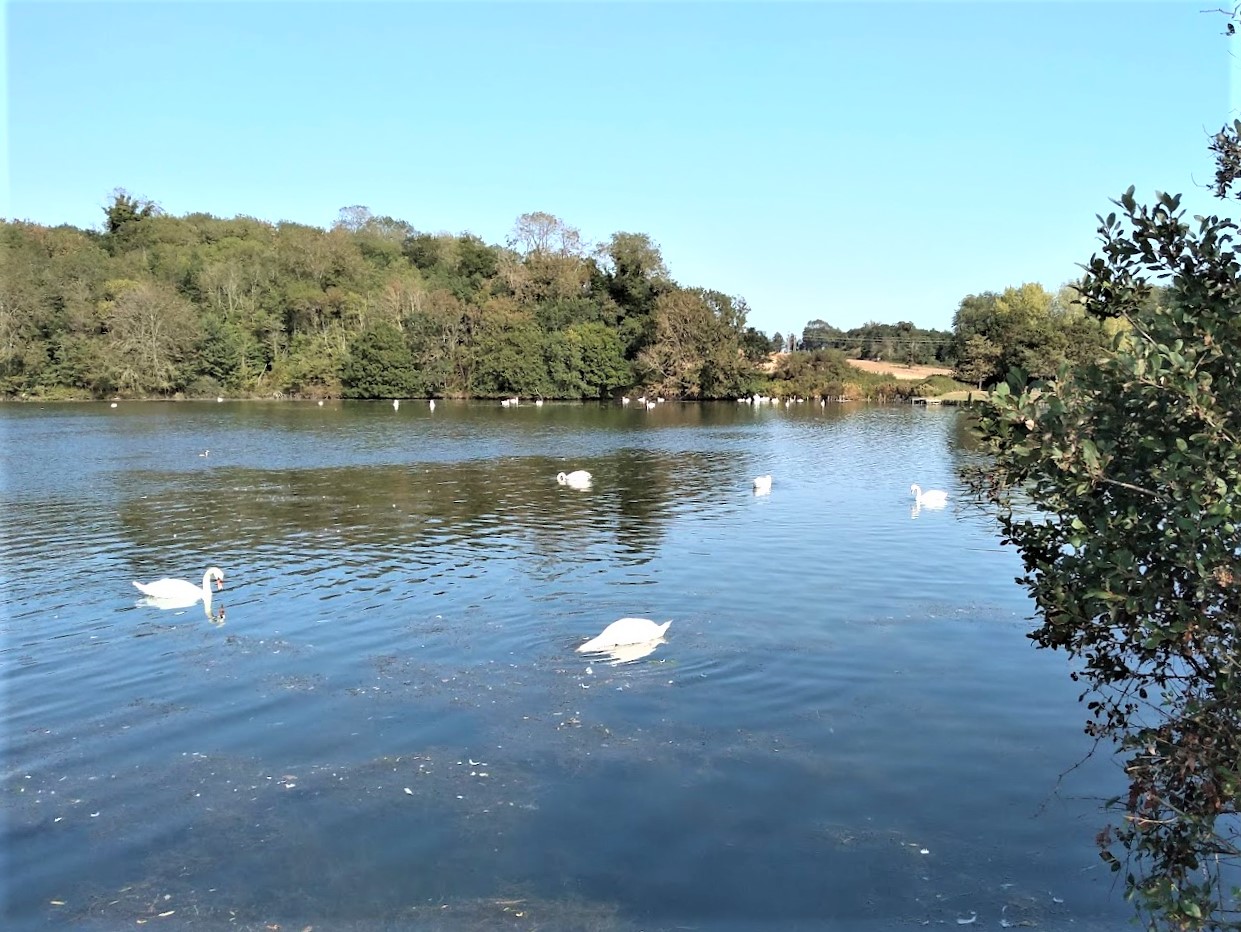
[216,576,225,591]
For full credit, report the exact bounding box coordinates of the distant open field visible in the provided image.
[845,359,954,381]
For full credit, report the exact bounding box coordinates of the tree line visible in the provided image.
[0,197,776,401]
[2,191,1116,403]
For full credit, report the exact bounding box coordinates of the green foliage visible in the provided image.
[103,188,160,237]
[800,319,843,351]
[9,197,1095,403]
[913,374,971,397]
[637,289,753,398]
[955,334,1001,389]
[470,323,549,398]
[971,183,1241,929]
[951,284,1110,387]
[740,326,772,362]
[562,322,631,398]
[341,322,416,398]
[769,347,852,398]
[798,318,954,366]
[197,314,268,391]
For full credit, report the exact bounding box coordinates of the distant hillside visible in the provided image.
[845,359,953,381]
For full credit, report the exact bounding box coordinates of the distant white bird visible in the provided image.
[110,402,118,408]
[429,399,436,411]
[577,617,671,653]
[557,470,592,489]
[910,484,948,508]
[393,398,400,411]
[622,396,631,405]
[134,567,225,610]
[199,450,209,457]
[216,396,224,403]
[753,474,772,494]
[535,398,544,407]
[318,400,324,406]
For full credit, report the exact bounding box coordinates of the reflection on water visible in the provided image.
[588,638,667,665]
[1,400,1132,930]
[134,597,228,625]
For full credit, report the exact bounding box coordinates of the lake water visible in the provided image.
[2,400,1133,930]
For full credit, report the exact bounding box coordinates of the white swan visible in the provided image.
[753,474,772,494]
[557,469,592,489]
[429,399,436,411]
[392,398,400,411]
[577,617,671,653]
[133,567,225,609]
[910,484,948,508]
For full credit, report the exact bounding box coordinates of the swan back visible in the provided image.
[753,474,773,493]
[133,566,225,609]
[910,484,948,508]
[577,617,671,653]
[557,470,592,488]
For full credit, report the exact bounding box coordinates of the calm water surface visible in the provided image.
[2,400,1131,930]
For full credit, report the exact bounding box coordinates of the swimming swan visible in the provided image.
[557,470,592,489]
[133,567,225,609]
[753,474,772,494]
[577,617,672,653]
[910,484,948,508]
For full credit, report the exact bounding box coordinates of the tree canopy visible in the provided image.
[0,195,770,401]
[2,191,1104,403]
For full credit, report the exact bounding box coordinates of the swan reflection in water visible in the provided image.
[593,637,666,665]
[135,597,227,625]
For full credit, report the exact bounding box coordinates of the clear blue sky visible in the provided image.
[4,1,1233,337]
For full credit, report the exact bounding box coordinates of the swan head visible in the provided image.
[556,472,568,484]
[206,567,226,591]
[910,484,922,497]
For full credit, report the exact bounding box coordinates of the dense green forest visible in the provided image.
[0,192,1114,401]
